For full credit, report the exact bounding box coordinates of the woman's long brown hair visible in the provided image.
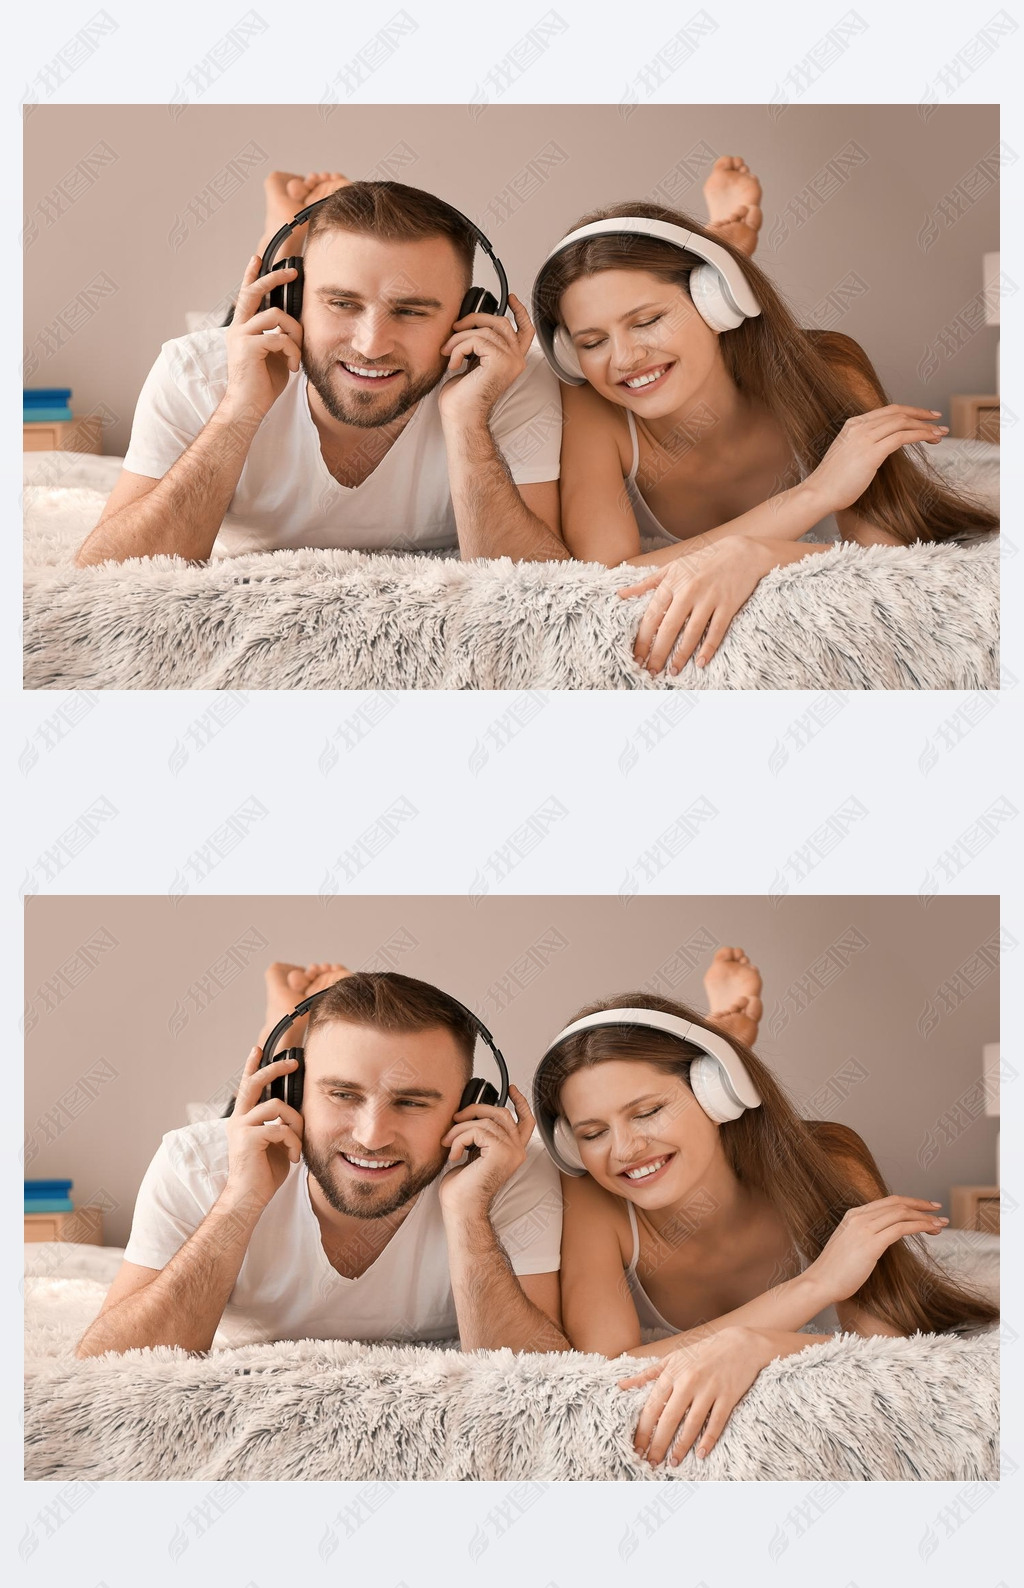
[535,992,998,1335]
[537,202,998,546]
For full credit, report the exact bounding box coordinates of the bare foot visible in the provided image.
[702,155,763,257]
[258,169,351,258]
[703,946,763,1047]
[258,959,352,1047]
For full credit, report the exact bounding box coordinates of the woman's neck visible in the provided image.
[640,1147,766,1248]
[638,359,762,463]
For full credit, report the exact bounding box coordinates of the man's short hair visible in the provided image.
[305,971,476,1077]
[305,182,477,286]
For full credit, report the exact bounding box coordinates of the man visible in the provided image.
[74,182,566,567]
[75,972,567,1356]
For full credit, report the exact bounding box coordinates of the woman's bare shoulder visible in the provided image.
[561,381,633,473]
[559,1170,634,1264]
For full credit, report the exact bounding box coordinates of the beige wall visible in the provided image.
[24,104,1000,456]
[25,895,999,1247]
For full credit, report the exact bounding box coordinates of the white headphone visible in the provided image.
[531,216,762,386]
[532,1007,763,1177]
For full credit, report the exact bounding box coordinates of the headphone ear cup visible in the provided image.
[689,1054,743,1124]
[459,1078,499,1110]
[553,1116,585,1171]
[688,262,744,334]
[265,256,305,320]
[459,287,498,319]
[552,324,584,382]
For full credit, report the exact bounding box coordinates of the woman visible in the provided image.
[532,192,998,675]
[531,965,998,1468]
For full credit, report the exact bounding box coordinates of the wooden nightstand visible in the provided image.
[949,394,999,444]
[950,1184,1000,1234]
[23,415,103,454]
[24,1206,103,1244]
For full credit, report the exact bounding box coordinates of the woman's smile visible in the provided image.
[618,1150,677,1186]
[617,361,676,394]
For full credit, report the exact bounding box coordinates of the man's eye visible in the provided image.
[396,308,426,318]
[329,301,356,311]
[330,1091,357,1101]
[396,1098,428,1108]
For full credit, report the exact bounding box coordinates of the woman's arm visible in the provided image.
[625,403,948,568]
[557,383,644,565]
[558,1173,645,1356]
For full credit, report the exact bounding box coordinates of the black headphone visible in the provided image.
[259,193,510,324]
[249,980,509,1115]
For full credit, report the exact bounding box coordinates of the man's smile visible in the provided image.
[338,1150,404,1178]
[338,360,404,386]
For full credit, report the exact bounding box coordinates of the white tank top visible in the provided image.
[623,1201,840,1340]
[622,409,840,547]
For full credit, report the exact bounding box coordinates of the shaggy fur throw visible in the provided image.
[23,444,998,690]
[25,1237,998,1481]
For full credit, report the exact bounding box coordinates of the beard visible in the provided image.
[303,1135,448,1220]
[302,344,447,428]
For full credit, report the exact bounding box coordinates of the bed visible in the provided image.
[24,1231,999,1481]
[23,443,998,691]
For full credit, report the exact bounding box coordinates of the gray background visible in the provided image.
[24,103,1001,456]
[25,894,1000,1247]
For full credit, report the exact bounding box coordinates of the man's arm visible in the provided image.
[444,431,569,562]
[439,1083,570,1353]
[75,1043,304,1357]
[446,1220,568,1352]
[439,292,569,563]
[75,1190,265,1357]
[75,408,265,567]
[75,255,303,567]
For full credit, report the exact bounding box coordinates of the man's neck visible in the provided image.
[306,1171,417,1279]
[306,383,418,488]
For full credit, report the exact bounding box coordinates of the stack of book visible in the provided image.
[24,387,73,424]
[25,1178,74,1214]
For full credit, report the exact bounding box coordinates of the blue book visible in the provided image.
[25,1198,75,1214]
[26,1178,73,1191]
[25,410,74,425]
[24,387,72,404]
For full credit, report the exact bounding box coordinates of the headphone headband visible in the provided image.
[262,191,509,318]
[532,216,761,384]
[257,978,509,1111]
[532,1007,762,1176]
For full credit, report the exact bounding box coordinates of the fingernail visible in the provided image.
[930,1201,942,1206]
[938,1217,949,1224]
[697,1445,707,1459]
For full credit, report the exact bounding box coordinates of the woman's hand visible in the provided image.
[806,1195,949,1304]
[809,406,949,513]
[618,1325,773,1466]
[618,535,769,674]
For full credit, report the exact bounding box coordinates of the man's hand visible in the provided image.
[224,1045,304,1211]
[618,535,771,674]
[437,292,534,431]
[222,255,304,421]
[618,1325,774,1466]
[438,1082,535,1219]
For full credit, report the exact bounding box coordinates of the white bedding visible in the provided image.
[25,1234,999,1481]
[23,445,999,691]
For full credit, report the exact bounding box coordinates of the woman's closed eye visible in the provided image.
[579,315,664,352]
[579,1105,664,1141]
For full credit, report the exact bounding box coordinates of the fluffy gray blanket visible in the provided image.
[23,445,998,690]
[25,1238,998,1481]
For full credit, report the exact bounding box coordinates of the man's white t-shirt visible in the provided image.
[123,1119,562,1343]
[121,329,562,556]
